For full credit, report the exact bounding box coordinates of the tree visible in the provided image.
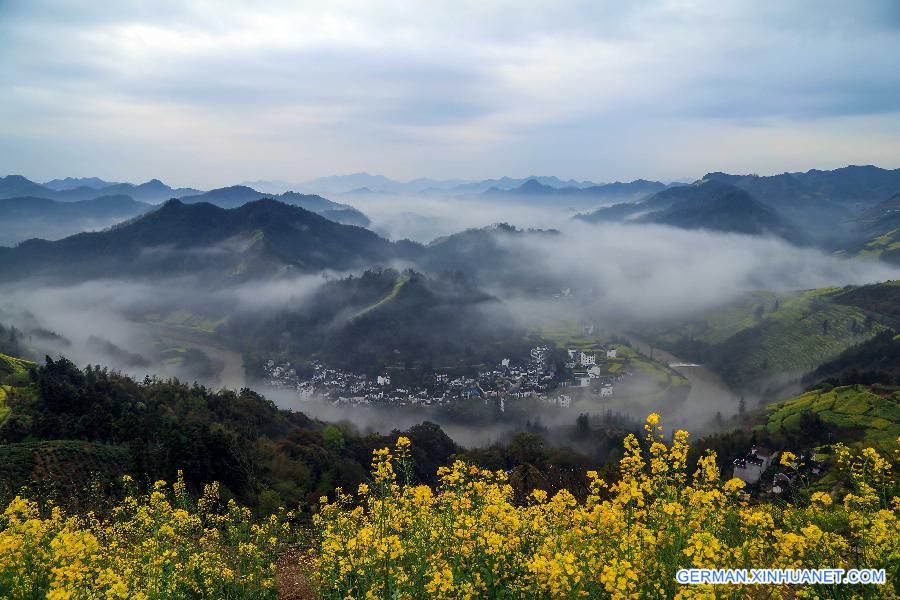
[323,425,345,453]
[575,413,589,438]
[738,396,746,416]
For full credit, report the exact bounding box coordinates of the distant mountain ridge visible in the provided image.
[0,175,200,203]
[0,199,410,282]
[575,180,803,241]
[42,177,122,191]
[179,186,371,226]
[0,195,153,246]
[483,178,673,208]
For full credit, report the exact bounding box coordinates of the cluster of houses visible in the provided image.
[731,446,827,497]
[262,345,565,411]
[563,347,628,398]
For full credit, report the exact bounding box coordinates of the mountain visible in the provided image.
[239,179,294,195]
[179,186,371,226]
[701,166,900,244]
[0,175,200,203]
[484,178,670,208]
[639,285,893,392]
[575,180,802,241]
[237,268,523,376]
[0,199,408,282]
[0,195,153,246]
[421,223,562,290]
[90,179,202,203]
[0,175,52,198]
[42,177,120,191]
[299,172,403,195]
[635,182,802,239]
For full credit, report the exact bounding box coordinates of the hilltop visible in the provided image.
[236,268,527,379]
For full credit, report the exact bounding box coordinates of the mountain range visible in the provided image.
[0,195,153,246]
[179,186,371,226]
[0,199,408,282]
[0,175,201,203]
[575,180,804,242]
[482,178,676,208]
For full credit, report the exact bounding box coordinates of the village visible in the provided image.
[262,344,632,413]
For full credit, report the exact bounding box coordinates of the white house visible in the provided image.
[377,375,391,386]
[557,394,571,408]
[587,365,604,377]
[606,348,617,359]
[732,446,774,484]
[600,385,613,397]
[581,353,596,366]
[297,383,315,400]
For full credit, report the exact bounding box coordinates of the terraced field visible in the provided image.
[0,440,134,505]
[765,384,900,447]
[145,308,230,333]
[0,353,32,378]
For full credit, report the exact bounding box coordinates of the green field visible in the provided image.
[835,228,900,264]
[764,384,900,447]
[0,440,134,505]
[641,288,886,388]
[145,309,230,333]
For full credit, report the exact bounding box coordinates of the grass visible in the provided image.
[0,385,9,423]
[0,353,33,378]
[765,384,900,447]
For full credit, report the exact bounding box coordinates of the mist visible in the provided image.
[495,221,900,322]
[2,199,897,443]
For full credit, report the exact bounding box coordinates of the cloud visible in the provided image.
[1,1,899,185]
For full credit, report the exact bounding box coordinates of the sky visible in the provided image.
[1,0,900,188]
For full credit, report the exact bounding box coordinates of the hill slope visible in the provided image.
[237,269,526,377]
[640,285,893,390]
[763,384,899,447]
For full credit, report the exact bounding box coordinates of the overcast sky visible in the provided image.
[2,0,899,188]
